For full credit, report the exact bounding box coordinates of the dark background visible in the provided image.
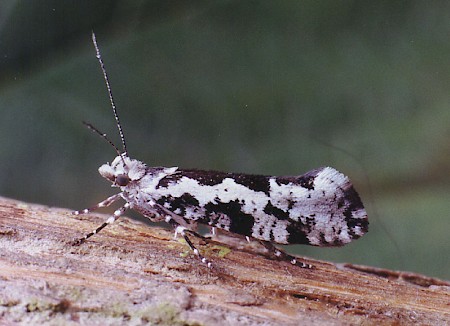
[1,1,449,279]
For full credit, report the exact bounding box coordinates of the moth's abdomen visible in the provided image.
[153,166,368,247]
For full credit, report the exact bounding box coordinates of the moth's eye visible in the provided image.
[115,174,130,186]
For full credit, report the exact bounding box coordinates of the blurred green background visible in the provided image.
[0,1,448,280]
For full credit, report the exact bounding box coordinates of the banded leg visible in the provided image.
[73,202,130,246]
[169,222,212,268]
[149,202,207,242]
[260,241,313,269]
[73,193,122,215]
[145,202,212,267]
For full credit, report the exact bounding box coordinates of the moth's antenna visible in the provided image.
[91,31,128,156]
[82,121,123,158]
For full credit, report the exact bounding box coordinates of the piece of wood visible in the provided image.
[0,196,449,325]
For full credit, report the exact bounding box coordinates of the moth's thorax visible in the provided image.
[98,154,179,204]
[115,163,179,219]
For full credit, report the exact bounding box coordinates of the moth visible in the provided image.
[73,32,369,269]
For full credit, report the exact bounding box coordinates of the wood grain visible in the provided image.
[0,196,449,325]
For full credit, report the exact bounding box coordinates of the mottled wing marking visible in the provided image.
[146,166,368,246]
[157,169,271,194]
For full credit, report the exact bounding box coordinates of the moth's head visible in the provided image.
[98,155,147,187]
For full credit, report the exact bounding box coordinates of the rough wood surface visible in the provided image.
[0,196,449,325]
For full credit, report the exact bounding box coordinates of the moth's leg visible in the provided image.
[179,226,213,269]
[167,219,212,268]
[148,202,212,267]
[202,227,218,241]
[259,241,314,269]
[73,193,122,215]
[150,202,208,241]
[184,229,213,242]
[73,202,130,246]
[204,226,219,239]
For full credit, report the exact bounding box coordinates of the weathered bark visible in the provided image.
[0,196,449,325]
